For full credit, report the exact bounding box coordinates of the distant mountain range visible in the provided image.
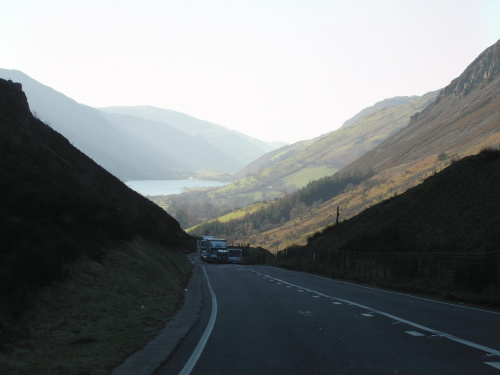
[0,69,284,180]
[100,106,286,168]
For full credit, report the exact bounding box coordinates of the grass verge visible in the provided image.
[0,237,193,375]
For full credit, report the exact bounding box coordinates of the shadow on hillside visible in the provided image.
[276,148,500,307]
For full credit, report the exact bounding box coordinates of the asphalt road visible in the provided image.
[156,262,500,375]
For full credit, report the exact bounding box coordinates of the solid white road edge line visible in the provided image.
[485,362,500,370]
[265,274,500,357]
[179,267,217,375]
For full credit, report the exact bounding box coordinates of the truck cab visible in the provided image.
[217,249,228,264]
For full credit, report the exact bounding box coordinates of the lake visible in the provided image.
[125,179,228,196]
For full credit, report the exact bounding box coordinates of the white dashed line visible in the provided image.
[406,331,425,337]
[361,313,374,317]
[261,273,500,358]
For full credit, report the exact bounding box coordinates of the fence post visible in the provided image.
[418,255,422,278]
[497,252,500,286]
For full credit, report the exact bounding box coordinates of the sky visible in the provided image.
[1,1,499,143]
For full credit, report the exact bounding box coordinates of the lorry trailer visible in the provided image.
[206,238,228,263]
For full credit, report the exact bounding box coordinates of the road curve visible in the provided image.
[156,263,500,375]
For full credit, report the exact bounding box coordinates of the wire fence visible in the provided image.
[277,247,500,290]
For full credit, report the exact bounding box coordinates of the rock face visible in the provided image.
[343,39,500,174]
[441,39,500,98]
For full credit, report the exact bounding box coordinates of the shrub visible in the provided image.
[437,152,447,161]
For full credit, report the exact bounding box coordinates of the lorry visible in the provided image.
[206,238,227,263]
[227,248,243,264]
[197,235,215,253]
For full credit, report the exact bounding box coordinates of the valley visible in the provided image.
[183,40,500,252]
[1,36,499,375]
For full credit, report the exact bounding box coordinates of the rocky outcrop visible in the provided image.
[342,39,500,174]
[0,80,31,122]
[441,39,500,98]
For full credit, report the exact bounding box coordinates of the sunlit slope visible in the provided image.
[343,39,500,176]
[279,149,500,306]
[189,40,500,250]
[308,149,500,256]
[215,93,438,202]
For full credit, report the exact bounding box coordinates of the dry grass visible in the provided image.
[0,237,192,375]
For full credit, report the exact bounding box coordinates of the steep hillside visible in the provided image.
[0,69,188,180]
[0,79,193,374]
[221,92,437,197]
[309,149,500,255]
[100,105,286,169]
[188,39,500,250]
[281,149,500,304]
[343,39,500,175]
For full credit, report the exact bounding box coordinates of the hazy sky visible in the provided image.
[2,1,499,143]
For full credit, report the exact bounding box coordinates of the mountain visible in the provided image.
[187,39,500,250]
[163,92,439,225]
[0,70,282,179]
[99,105,287,170]
[0,78,193,373]
[343,39,500,175]
[236,92,438,184]
[102,112,244,173]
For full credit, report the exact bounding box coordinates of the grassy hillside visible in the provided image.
[160,93,437,229]
[3,239,192,375]
[228,92,438,197]
[278,148,500,306]
[188,168,374,245]
[0,79,194,374]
